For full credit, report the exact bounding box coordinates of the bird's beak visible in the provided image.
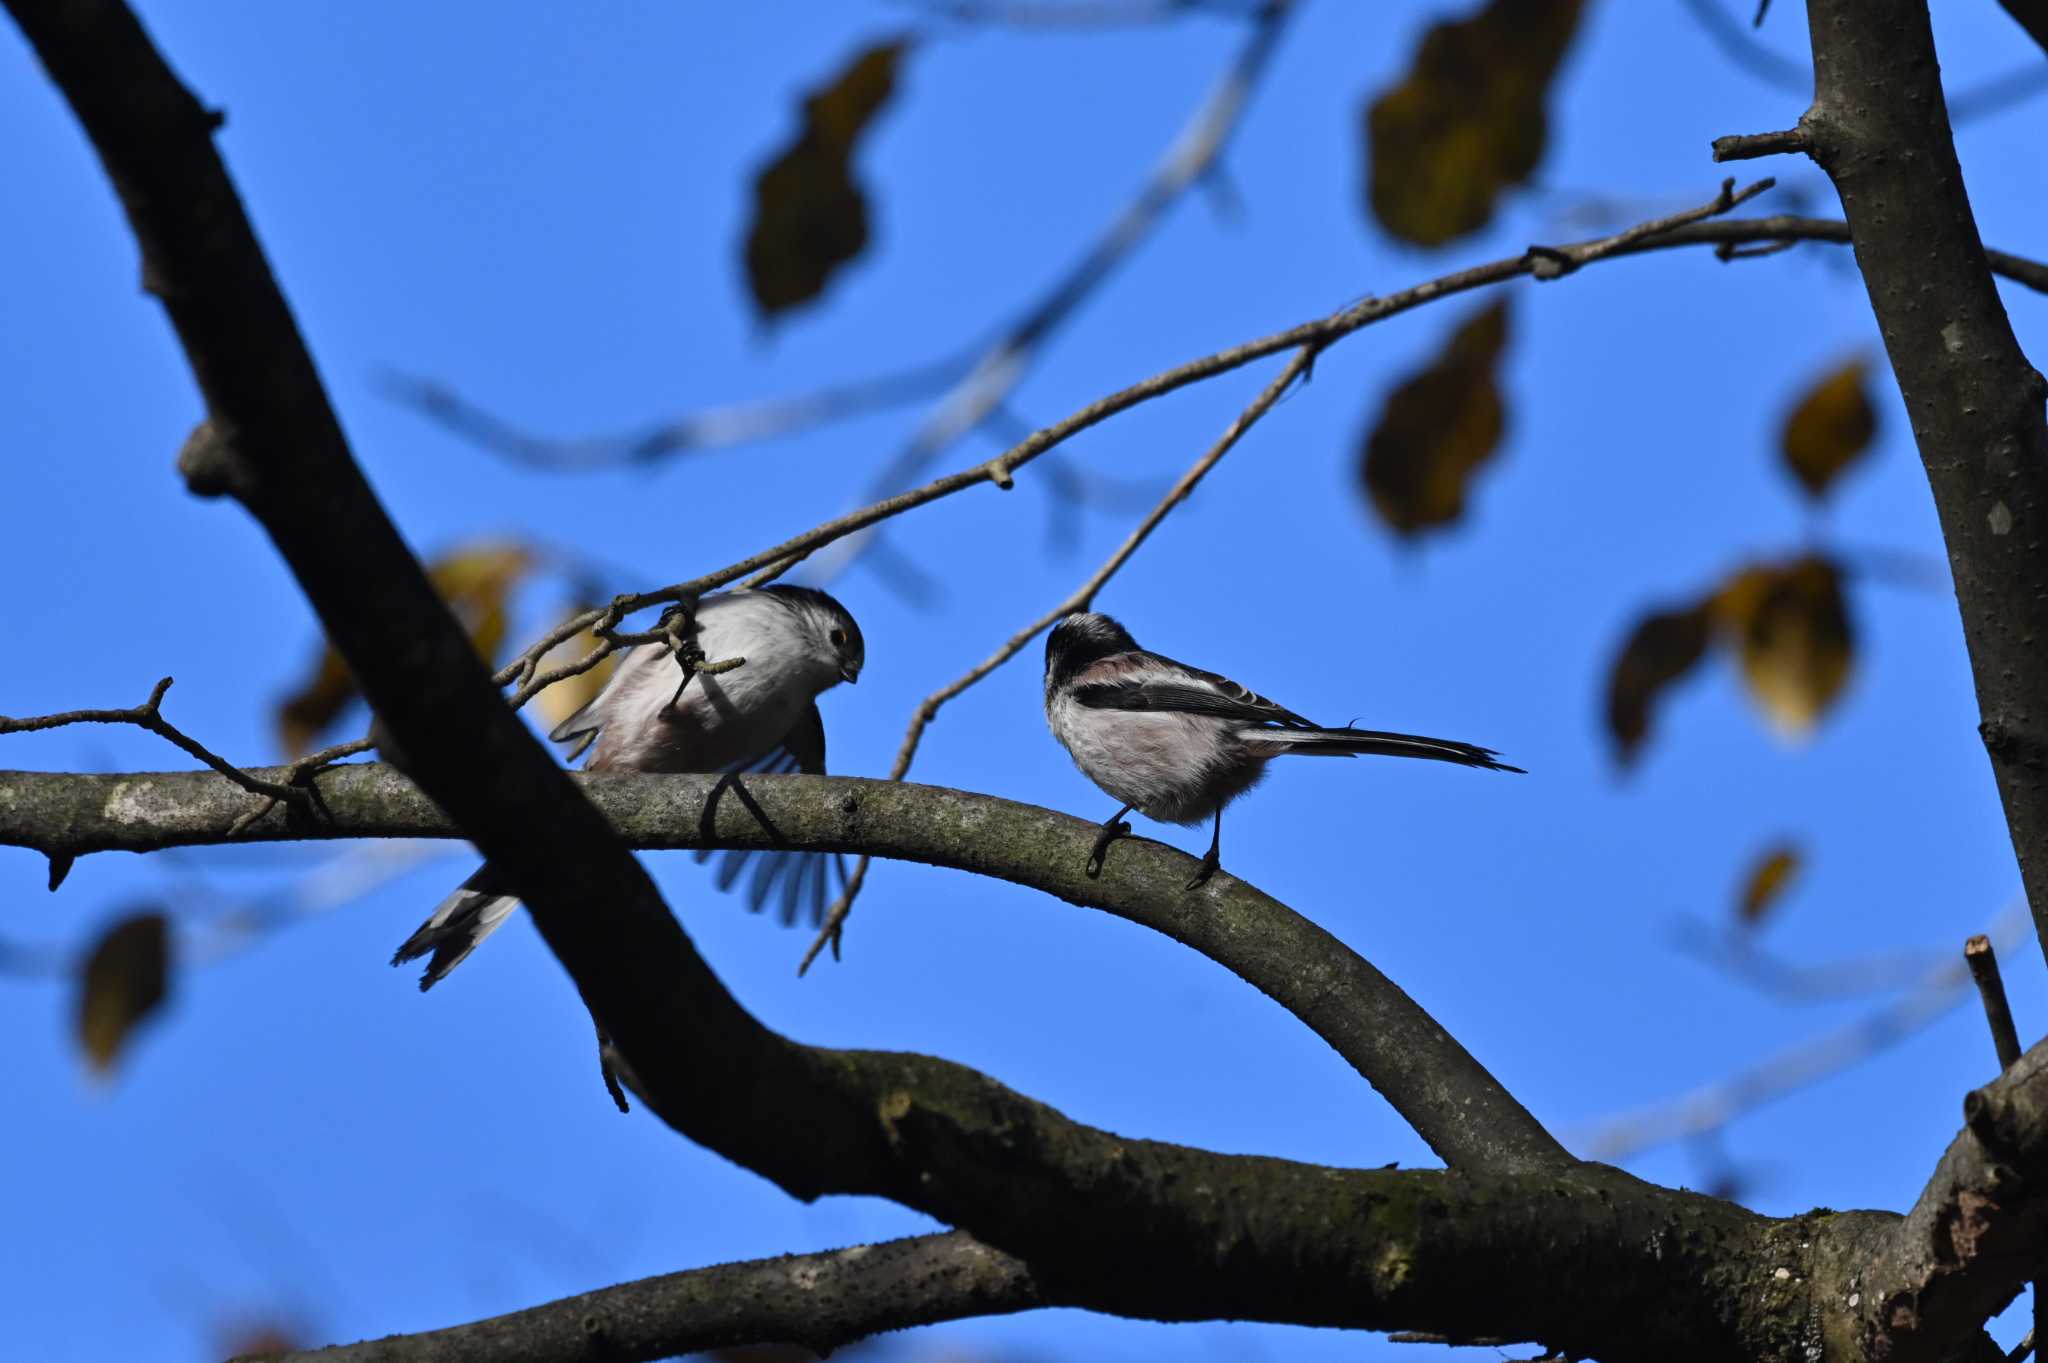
[840,664,861,685]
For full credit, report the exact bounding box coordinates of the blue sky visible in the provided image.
[4,2,2046,1359]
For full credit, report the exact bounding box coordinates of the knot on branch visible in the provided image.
[176,417,254,500]
[1980,717,2048,770]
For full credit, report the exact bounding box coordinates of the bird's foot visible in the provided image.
[1183,848,1221,891]
[1086,820,1132,878]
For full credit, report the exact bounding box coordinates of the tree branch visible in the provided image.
[494,188,1969,721]
[1995,0,2048,58]
[1722,0,2048,968]
[0,761,1567,1175]
[248,1231,1044,1363]
[803,328,1323,968]
[16,1,2048,1357]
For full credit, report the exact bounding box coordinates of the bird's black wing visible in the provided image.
[694,703,848,927]
[1072,650,1319,729]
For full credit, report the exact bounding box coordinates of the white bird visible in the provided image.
[1043,610,1519,887]
[392,585,865,988]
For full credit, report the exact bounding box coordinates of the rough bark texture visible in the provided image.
[249,1233,1044,1363]
[0,761,1561,1174]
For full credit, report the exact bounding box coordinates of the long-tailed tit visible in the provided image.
[1043,611,1520,887]
[391,585,865,989]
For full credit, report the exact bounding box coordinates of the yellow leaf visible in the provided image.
[1782,359,1878,499]
[1359,298,1512,536]
[1738,842,1802,927]
[533,607,621,737]
[1365,0,1586,247]
[76,911,170,1075]
[1604,598,1715,765]
[745,39,911,319]
[275,540,536,755]
[1714,556,1854,737]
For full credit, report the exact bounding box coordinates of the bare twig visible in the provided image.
[805,0,1297,583]
[1677,0,2048,125]
[380,353,974,471]
[401,0,1290,508]
[500,190,1951,719]
[799,339,1319,971]
[1671,916,1944,1001]
[1711,128,1812,161]
[1522,176,1773,279]
[224,736,375,837]
[1966,934,2025,1073]
[892,0,1268,27]
[0,677,305,811]
[1965,931,2041,1356]
[1573,899,2029,1161]
[790,180,1781,968]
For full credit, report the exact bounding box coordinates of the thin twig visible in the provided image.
[798,339,1321,971]
[1967,932,2046,1360]
[500,184,1865,716]
[223,737,375,837]
[0,677,304,806]
[380,353,975,471]
[398,0,1289,506]
[1966,934,2025,1073]
[805,0,1297,584]
[893,0,1268,27]
[1573,899,2029,1161]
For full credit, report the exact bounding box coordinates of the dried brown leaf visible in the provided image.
[1713,555,1853,737]
[1737,842,1802,927]
[1364,0,1586,246]
[744,39,911,319]
[275,540,536,755]
[76,910,170,1074]
[1359,297,1512,536]
[1605,599,1715,765]
[1781,358,1877,499]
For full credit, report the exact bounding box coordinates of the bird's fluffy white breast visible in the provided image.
[1046,663,1263,825]
[587,594,818,773]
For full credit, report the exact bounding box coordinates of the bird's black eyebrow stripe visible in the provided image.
[757,584,863,653]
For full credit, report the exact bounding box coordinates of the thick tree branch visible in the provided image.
[234,1028,2048,1363]
[1718,0,2048,967]
[250,1231,1044,1363]
[15,1,2048,1358]
[1996,0,2048,58]
[0,761,1566,1175]
[1,5,1582,1334]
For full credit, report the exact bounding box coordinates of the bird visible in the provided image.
[391,584,865,989]
[1042,610,1520,888]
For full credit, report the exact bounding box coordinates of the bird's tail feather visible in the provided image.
[1257,726,1524,772]
[391,866,522,991]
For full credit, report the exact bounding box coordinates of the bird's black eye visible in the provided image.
[829,628,846,647]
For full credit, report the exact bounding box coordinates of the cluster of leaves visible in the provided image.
[276,539,617,756]
[1606,360,1878,764]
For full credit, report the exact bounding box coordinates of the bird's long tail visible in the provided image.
[1255,726,1524,772]
[391,865,522,990]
